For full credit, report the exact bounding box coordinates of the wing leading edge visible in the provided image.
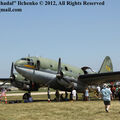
[78,71,120,85]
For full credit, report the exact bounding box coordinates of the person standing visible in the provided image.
[65,91,68,101]
[85,88,89,101]
[55,90,60,101]
[97,85,101,98]
[72,89,76,101]
[111,85,116,99]
[118,87,120,101]
[0,88,7,104]
[101,84,112,112]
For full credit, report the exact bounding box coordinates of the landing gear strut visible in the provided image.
[48,87,51,102]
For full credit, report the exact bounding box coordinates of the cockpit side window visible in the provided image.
[65,66,68,71]
[27,59,34,65]
[27,58,30,62]
[21,58,27,60]
[21,58,34,65]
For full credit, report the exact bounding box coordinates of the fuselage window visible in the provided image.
[65,66,68,71]
[36,60,40,70]
[50,65,53,68]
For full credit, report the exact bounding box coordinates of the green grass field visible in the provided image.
[0,101,120,120]
[0,93,120,120]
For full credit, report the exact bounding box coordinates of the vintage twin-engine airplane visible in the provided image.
[1,56,120,99]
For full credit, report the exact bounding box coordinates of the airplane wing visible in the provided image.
[0,78,11,82]
[0,78,11,86]
[78,71,120,85]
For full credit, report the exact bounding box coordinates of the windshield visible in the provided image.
[20,58,34,65]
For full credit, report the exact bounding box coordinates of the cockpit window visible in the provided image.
[21,58,33,62]
[21,58,27,60]
[27,58,30,62]
[21,58,34,65]
[27,59,34,65]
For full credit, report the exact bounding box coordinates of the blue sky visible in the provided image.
[0,0,120,77]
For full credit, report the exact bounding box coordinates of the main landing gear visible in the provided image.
[47,87,51,102]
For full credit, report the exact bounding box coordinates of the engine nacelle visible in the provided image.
[12,73,40,91]
[56,75,76,89]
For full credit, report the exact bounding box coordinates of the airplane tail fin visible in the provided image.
[98,56,113,73]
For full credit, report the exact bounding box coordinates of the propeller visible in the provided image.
[56,58,77,88]
[46,58,63,86]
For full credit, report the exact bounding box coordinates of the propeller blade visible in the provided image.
[10,62,14,78]
[57,58,61,74]
[0,62,15,86]
[56,58,64,79]
[10,62,15,83]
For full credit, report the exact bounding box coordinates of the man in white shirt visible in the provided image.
[97,85,101,98]
[72,89,76,101]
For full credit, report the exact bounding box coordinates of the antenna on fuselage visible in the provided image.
[28,54,30,57]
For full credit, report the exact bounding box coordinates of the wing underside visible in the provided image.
[78,71,120,85]
[0,78,11,86]
[0,78,11,84]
